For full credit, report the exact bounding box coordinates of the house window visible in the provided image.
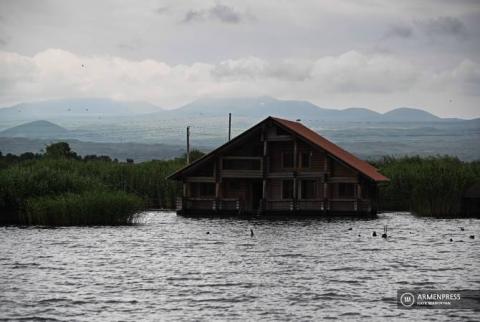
[301,180,316,199]
[223,158,261,170]
[282,180,294,199]
[282,152,294,168]
[198,183,215,197]
[300,152,311,168]
[338,183,354,198]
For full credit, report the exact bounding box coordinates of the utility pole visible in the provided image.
[228,113,232,141]
[186,126,190,164]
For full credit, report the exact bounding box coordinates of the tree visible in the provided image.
[44,142,79,159]
[178,149,205,163]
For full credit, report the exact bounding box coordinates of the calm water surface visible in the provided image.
[0,212,479,321]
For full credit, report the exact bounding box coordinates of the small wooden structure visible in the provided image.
[168,117,389,216]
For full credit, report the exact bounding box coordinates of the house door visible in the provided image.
[250,180,263,211]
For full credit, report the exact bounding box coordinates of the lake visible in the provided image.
[0,212,479,321]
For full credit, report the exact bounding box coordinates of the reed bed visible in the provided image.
[23,191,142,226]
[374,156,480,216]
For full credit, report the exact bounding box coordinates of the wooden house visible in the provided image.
[168,117,389,216]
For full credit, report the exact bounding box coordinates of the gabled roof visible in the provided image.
[271,117,388,182]
[168,116,389,182]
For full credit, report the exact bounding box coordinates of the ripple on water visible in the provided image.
[0,211,479,321]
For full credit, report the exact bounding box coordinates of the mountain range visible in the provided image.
[166,96,448,122]
[1,96,478,161]
[0,98,163,122]
[0,96,470,124]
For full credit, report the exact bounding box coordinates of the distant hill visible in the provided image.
[382,107,440,122]
[0,98,164,122]
[165,96,383,121]
[0,120,69,138]
[0,137,191,162]
[0,96,470,126]
[163,96,456,122]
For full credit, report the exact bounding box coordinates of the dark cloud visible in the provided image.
[417,16,467,38]
[384,25,413,39]
[155,6,169,15]
[182,4,247,24]
[209,4,241,23]
[183,10,204,23]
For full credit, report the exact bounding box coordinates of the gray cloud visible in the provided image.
[182,4,248,24]
[0,1,479,117]
[417,16,467,38]
[211,57,312,81]
[384,25,413,39]
[0,38,6,47]
[183,10,204,23]
[209,4,242,23]
[155,6,170,15]
[117,43,135,51]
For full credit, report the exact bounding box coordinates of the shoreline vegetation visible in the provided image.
[0,143,202,226]
[373,156,480,217]
[1,143,479,225]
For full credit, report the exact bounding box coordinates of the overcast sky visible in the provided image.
[0,0,479,117]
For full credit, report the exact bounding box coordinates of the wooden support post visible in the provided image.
[183,182,187,197]
[186,126,190,164]
[214,158,220,211]
[228,113,232,141]
[356,183,361,212]
[262,132,268,198]
[323,153,328,212]
[261,125,268,213]
[293,138,298,211]
[181,181,187,211]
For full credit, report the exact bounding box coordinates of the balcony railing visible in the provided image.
[265,199,325,211]
[178,197,371,213]
[179,198,243,211]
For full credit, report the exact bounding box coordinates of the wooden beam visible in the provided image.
[329,177,359,183]
[262,128,268,200]
[323,154,328,211]
[215,158,221,198]
[221,156,263,160]
[293,138,298,209]
[184,177,215,183]
[221,170,263,178]
[182,181,187,197]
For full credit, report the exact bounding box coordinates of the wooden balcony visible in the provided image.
[265,199,325,211]
[178,197,372,214]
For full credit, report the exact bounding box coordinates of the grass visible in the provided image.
[374,156,480,216]
[0,143,201,225]
[23,191,142,226]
